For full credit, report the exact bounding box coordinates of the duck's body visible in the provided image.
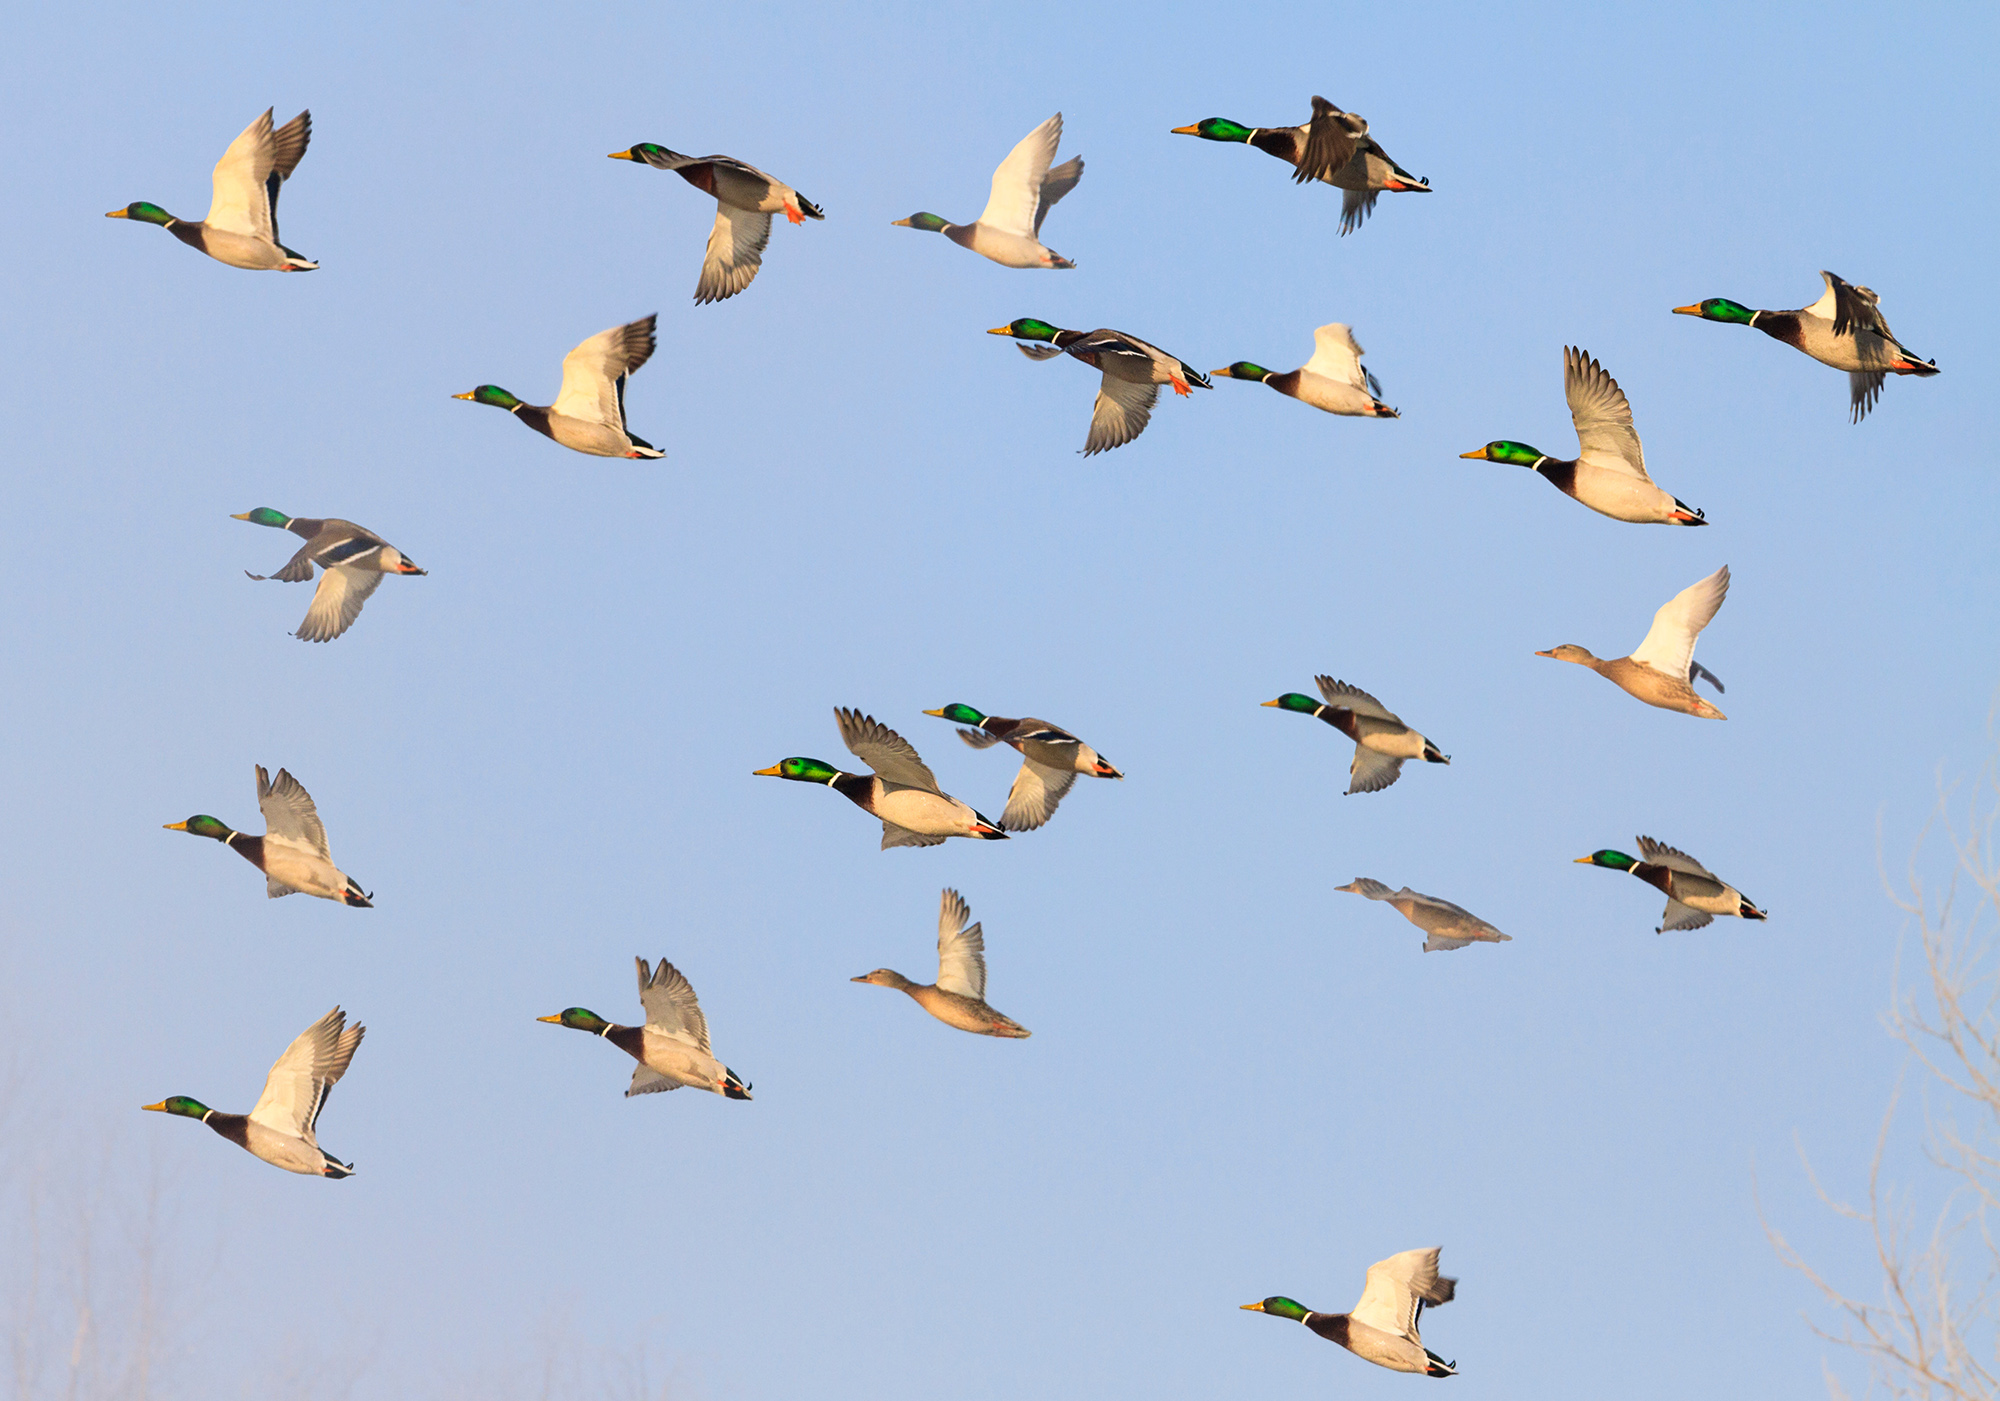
[1538,565,1731,719]
[1461,348,1705,525]
[232,508,425,641]
[1578,837,1766,932]
[1172,97,1430,235]
[144,1007,364,1177]
[894,113,1082,269]
[853,888,1031,1038]
[757,708,1007,848]
[541,958,751,1099]
[1243,1247,1458,1376]
[166,766,372,906]
[989,319,1210,454]
[1214,323,1397,417]
[1338,879,1509,952]
[1264,679,1448,795]
[1674,271,1938,421]
[922,704,1121,830]
[454,316,664,458]
[609,143,823,303]
[107,108,316,270]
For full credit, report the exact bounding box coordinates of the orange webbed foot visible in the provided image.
[1171,378,1192,397]
[785,205,805,225]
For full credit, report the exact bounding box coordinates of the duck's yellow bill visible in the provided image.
[921,708,946,717]
[105,208,130,218]
[1259,698,1283,707]
[535,1014,562,1023]
[752,764,784,777]
[1239,1301,1267,1312]
[162,821,188,831]
[986,326,1017,336]
[1170,124,1201,135]
[140,1101,168,1112]
[451,391,477,400]
[1459,448,1492,460]
[1671,304,1702,316]
[1573,856,1596,864]
[606,150,636,161]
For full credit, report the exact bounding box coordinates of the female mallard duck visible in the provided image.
[1537,564,1730,719]
[1578,837,1766,932]
[1214,323,1397,417]
[922,703,1121,830]
[1337,879,1509,952]
[143,1006,364,1177]
[453,315,665,458]
[232,508,425,642]
[756,708,1007,847]
[852,888,1031,1038]
[1172,96,1430,235]
[892,112,1082,269]
[608,143,823,303]
[165,765,372,906]
[1460,348,1705,525]
[540,958,751,1099]
[106,108,316,270]
[1263,679,1448,794]
[988,319,1210,455]
[1674,270,1938,422]
[1243,1247,1458,1376]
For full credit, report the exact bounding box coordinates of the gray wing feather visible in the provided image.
[1034,156,1084,236]
[1294,96,1365,185]
[1339,187,1379,236]
[1347,747,1406,794]
[836,708,940,791]
[1084,376,1158,455]
[881,821,947,850]
[634,957,711,1053]
[256,765,330,856]
[1017,343,1066,361]
[627,1065,680,1096]
[1314,677,1400,722]
[956,727,1005,750]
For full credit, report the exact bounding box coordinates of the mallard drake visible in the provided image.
[1263,679,1448,795]
[852,888,1031,1038]
[1243,1248,1458,1376]
[107,108,316,270]
[1172,96,1430,235]
[453,315,665,458]
[893,113,1082,269]
[608,143,823,303]
[143,1007,363,1177]
[1337,879,1510,952]
[1674,271,1939,422]
[1213,323,1397,417]
[1578,837,1766,932]
[540,958,751,1099]
[1460,348,1705,525]
[988,320,1210,455]
[1537,565,1730,719]
[922,704,1121,830]
[232,508,425,642]
[756,708,1007,847]
[165,765,372,906]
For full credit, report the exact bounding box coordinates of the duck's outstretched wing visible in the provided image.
[248,1006,364,1142]
[552,316,657,429]
[1564,346,1650,482]
[1036,156,1084,237]
[1351,1248,1456,1343]
[256,764,331,858]
[1294,96,1366,184]
[979,113,1060,236]
[934,888,988,999]
[296,567,381,643]
[1630,565,1729,680]
[697,206,772,304]
[635,956,710,1053]
[1085,375,1159,455]
[1302,324,1370,391]
[1001,759,1078,830]
[1314,676,1402,724]
[836,708,940,791]
[206,108,309,241]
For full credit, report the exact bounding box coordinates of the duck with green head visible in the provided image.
[106,108,316,270]
[1460,347,1705,525]
[142,1007,363,1177]
[1242,1247,1458,1376]
[922,703,1120,830]
[538,957,751,1099]
[166,765,373,906]
[453,315,665,458]
[608,142,823,303]
[1577,836,1766,932]
[1214,322,1397,417]
[988,320,1210,455]
[1172,95,1430,235]
[232,508,425,642]
[852,888,1031,1038]
[893,112,1081,269]
[1673,270,1939,422]
[755,708,1006,848]
[1263,678,1447,795]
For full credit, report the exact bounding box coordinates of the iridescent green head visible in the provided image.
[164,815,233,841]
[452,385,522,409]
[923,703,988,725]
[988,319,1059,343]
[1461,440,1546,467]
[893,212,950,232]
[1261,693,1320,715]
[753,757,842,784]
[607,143,667,163]
[1173,118,1254,142]
[142,1096,211,1119]
[1241,1296,1311,1321]
[106,202,174,226]
[537,1008,610,1032]
[1673,298,1756,325]
[231,508,291,528]
[1576,849,1640,871]
[1217,362,1273,382]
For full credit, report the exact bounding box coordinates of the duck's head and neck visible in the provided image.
[988,318,1061,344]
[106,202,176,227]
[892,212,952,233]
[753,758,843,785]
[1535,644,1602,667]
[1261,693,1323,716]
[1241,1296,1313,1321]
[537,1007,613,1035]
[1172,118,1256,143]
[452,385,523,411]
[1461,440,1549,469]
[923,703,988,725]
[141,1096,212,1120]
[1576,849,1640,872]
[1673,298,1757,325]
[607,144,668,163]
[851,968,918,992]
[231,508,292,529]
[1215,362,1274,382]
[164,815,235,842]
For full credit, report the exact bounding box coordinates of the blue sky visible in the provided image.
[2,1,1996,1397]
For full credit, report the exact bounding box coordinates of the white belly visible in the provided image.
[873,787,974,836]
[263,844,350,901]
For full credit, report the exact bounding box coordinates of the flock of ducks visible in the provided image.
[119,93,1938,1382]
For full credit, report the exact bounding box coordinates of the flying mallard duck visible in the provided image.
[1337,880,1510,952]
[1263,679,1448,794]
[143,1006,363,1177]
[1577,836,1766,932]
[1213,323,1397,417]
[1537,565,1730,719]
[106,108,316,270]
[988,320,1210,455]
[922,704,1121,830]
[540,957,751,1099]
[1460,348,1705,525]
[1674,271,1938,422]
[852,888,1031,1038]
[1172,96,1430,235]
[756,708,1007,848]
[165,765,372,906]
[1243,1247,1458,1376]
[232,508,425,642]
[892,113,1082,269]
[608,143,823,303]
[453,315,665,458]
